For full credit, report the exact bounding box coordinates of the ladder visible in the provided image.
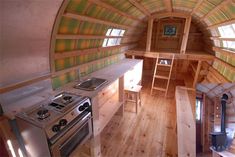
[151,54,175,97]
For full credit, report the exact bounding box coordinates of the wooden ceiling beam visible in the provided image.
[207,19,235,29]
[214,57,235,73]
[64,13,137,30]
[54,43,137,60]
[56,34,141,40]
[52,43,137,77]
[164,0,173,12]
[213,46,235,57]
[200,0,231,22]
[88,0,145,23]
[128,0,151,17]
[152,12,190,19]
[190,0,204,15]
[210,37,235,41]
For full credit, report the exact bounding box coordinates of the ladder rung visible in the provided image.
[157,63,171,67]
[155,75,169,80]
[153,87,166,91]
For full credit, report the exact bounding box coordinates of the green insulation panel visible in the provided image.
[213,61,235,82]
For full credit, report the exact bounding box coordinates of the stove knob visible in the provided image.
[52,125,60,132]
[83,102,89,108]
[78,106,85,111]
[59,119,67,126]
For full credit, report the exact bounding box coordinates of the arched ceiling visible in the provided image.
[50,0,235,88]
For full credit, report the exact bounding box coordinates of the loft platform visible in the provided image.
[126,49,215,61]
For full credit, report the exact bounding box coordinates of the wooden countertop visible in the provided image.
[60,58,142,98]
[3,58,142,119]
[175,86,196,157]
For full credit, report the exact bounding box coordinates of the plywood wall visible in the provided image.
[137,18,204,52]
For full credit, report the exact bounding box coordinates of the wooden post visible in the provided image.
[202,93,206,152]
[193,60,202,88]
[180,16,191,54]
[117,76,124,116]
[90,96,101,157]
[90,135,101,157]
[146,18,153,52]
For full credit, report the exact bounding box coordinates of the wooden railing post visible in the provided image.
[146,18,153,52]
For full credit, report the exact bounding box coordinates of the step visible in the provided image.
[154,75,169,80]
[157,63,171,67]
[152,87,166,92]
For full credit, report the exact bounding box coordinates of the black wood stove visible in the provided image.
[210,93,229,151]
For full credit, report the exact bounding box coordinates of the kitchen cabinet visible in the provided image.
[84,59,143,157]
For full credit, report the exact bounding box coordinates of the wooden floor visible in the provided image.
[99,76,187,157]
[71,75,194,157]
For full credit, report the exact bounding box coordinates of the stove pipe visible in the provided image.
[221,94,228,133]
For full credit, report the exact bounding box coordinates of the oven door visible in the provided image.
[50,112,92,157]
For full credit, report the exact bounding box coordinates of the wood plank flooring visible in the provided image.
[71,75,194,157]
[99,77,186,157]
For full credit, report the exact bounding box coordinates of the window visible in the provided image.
[196,98,202,121]
[163,25,177,36]
[218,24,235,50]
[102,28,125,47]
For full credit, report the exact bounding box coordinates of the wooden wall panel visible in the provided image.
[137,18,204,52]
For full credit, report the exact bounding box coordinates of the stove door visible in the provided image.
[50,112,92,157]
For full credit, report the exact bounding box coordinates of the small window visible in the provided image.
[164,25,177,36]
[218,24,235,50]
[102,38,108,47]
[102,28,125,47]
[196,98,202,121]
[106,29,112,36]
[110,29,121,36]
[106,38,117,47]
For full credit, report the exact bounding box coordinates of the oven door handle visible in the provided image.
[58,113,92,149]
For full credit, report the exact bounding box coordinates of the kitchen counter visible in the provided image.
[61,58,142,98]
[3,58,142,119]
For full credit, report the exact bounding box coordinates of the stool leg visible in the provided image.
[135,93,138,114]
[139,92,141,107]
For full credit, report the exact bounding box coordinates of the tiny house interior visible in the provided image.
[0,0,235,157]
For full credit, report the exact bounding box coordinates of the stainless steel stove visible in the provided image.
[16,92,93,157]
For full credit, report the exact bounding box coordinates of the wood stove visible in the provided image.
[210,94,229,151]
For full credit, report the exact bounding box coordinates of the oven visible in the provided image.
[16,93,93,157]
[50,111,92,157]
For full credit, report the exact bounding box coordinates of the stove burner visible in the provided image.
[37,109,50,120]
[62,96,73,104]
[49,102,59,107]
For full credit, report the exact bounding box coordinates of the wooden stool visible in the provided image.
[124,85,142,114]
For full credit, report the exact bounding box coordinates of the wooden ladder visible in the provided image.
[151,54,175,97]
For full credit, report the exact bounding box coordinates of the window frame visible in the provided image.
[102,28,125,47]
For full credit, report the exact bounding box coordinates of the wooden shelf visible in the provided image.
[98,93,123,134]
